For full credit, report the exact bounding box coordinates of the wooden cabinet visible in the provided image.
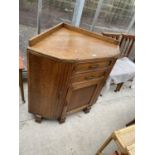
[27,23,120,123]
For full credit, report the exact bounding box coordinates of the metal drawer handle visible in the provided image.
[88,64,99,69]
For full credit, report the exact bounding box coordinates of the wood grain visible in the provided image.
[28,50,74,119]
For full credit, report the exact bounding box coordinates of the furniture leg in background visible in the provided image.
[101,33,135,93]
[114,82,124,92]
[19,50,25,103]
[19,69,25,103]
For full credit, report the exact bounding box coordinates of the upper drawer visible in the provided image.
[74,60,113,74]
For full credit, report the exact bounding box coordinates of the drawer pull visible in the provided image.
[85,76,95,80]
[88,64,99,69]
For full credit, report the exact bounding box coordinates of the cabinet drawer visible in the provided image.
[74,60,112,74]
[71,71,107,83]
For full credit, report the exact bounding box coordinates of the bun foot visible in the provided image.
[83,107,91,113]
[58,118,66,124]
[35,114,42,123]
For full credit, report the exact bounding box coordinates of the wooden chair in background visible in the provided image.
[119,34,135,58]
[19,50,25,103]
[101,32,135,92]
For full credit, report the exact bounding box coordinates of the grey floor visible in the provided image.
[19,82,135,155]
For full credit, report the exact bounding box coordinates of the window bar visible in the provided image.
[90,0,104,31]
[127,14,135,34]
[72,0,85,27]
[37,0,42,34]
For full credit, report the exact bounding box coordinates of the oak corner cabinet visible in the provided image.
[27,23,120,123]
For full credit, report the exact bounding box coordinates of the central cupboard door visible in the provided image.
[66,78,104,112]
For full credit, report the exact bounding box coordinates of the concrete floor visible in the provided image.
[19,82,135,155]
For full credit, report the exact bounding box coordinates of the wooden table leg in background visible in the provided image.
[19,69,25,103]
[114,82,124,92]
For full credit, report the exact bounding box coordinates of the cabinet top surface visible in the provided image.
[28,23,120,61]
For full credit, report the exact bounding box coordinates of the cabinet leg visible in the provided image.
[83,106,91,113]
[59,105,67,124]
[58,117,66,124]
[35,114,42,123]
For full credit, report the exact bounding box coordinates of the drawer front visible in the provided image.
[74,60,112,74]
[71,70,107,83]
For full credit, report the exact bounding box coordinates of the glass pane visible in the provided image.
[94,0,135,34]
[80,0,99,30]
[19,0,38,67]
[40,0,76,32]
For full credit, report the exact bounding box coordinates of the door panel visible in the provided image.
[66,79,103,112]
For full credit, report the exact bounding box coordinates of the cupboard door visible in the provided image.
[66,78,103,112]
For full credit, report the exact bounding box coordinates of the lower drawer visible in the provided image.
[71,70,108,83]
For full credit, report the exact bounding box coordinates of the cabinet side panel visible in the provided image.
[28,50,73,119]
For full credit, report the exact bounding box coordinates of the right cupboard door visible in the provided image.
[66,78,104,112]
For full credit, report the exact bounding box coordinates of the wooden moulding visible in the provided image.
[29,22,119,47]
[27,48,77,63]
[67,105,88,115]
[63,23,119,45]
[27,47,120,64]
[29,23,64,46]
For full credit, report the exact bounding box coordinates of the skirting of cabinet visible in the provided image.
[34,105,91,123]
